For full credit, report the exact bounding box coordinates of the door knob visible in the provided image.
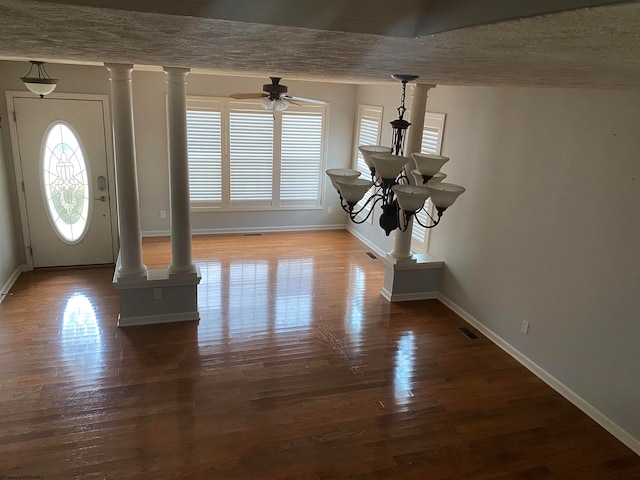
[95,195,107,202]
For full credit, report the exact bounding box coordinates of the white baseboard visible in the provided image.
[142,224,346,238]
[0,265,26,304]
[381,288,438,302]
[117,311,200,327]
[345,226,386,257]
[437,293,640,456]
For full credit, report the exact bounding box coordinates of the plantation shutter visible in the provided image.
[280,109,323,205]
[412,112,446,251]
[229,107,274,205]
[354,106,383,216]
[186,107,223,204]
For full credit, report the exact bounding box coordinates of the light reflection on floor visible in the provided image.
[345,263,365,348]
[394,332,416,409]
[197,258,317,339]
[49,242,403,406]
[61,293,103,382]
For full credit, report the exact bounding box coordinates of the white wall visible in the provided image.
[0,132,22,297]
[425,85,640,443]
[0,61,355,240]
[4,59,637,446]
[0,60,118,280]
[130,70,355,234]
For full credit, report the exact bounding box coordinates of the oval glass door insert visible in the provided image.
[42,122,90,243]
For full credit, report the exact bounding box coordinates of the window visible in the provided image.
[42,122,90,243]
[352,105,383,219]
[186,104,222,204]
[411,112,446,253]
[186,97,327,210]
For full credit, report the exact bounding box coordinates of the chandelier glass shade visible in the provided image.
[326,74,465,236]
[21,61,58,98]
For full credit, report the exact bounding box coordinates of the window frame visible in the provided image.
[411,111,446,254]
[184,95,328,212]
[352,104,384,222]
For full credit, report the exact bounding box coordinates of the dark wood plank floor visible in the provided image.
[0,230,638,479]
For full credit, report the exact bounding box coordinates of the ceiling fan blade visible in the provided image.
[285,95,327,105]
[285,98,304,106]
[230,93,267,99]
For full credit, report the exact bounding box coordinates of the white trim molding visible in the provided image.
[381,289,438,302]
[117,311,200,327]
[142,224,346,238]
[437,293,640,456]
[0,265,26,304]
[345,225,386,257]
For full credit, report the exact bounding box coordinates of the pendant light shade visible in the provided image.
[21,61,58,98]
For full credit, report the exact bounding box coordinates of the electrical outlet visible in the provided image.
[153,288,162,300]
[328,207,333,214]
[160,210,167,218]
[521,320,530,334]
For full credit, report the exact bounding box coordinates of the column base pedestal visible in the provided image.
[113,266,201,327]
[380,253,443,302]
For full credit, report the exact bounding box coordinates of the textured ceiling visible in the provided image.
[1,0,639,88]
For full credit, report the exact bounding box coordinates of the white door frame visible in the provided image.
[5,91,119,270]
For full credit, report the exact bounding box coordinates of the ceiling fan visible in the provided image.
[230,77,327,111]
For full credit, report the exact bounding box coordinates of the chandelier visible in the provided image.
[326,75,464,236]
[21,61,58,98]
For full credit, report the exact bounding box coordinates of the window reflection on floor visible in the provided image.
[394,332,415,409]
[345,263,365,347]
[61,294,102,381]
[229,260,270,336]
[198,258,315,342]
[275,258,313,330]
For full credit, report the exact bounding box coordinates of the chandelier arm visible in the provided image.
[338,191,382,218]
[348,210,374,224]
[413,209,443,229]
[346,195,385,224]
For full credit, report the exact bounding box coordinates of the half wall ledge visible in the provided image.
[113,265,201,327]
[381,253,443,302]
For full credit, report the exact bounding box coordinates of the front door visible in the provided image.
[11,96,116,268]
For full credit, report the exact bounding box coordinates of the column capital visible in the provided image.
[104,63,134,80]
[413,83,437,91]
[163,67,191,83]
[163,66,191,75]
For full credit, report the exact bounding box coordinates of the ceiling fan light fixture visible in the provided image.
[21,61,58,98]
[274,98,289,111]
[261,96,273,110]
[232,77,325,110]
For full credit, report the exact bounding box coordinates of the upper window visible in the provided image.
[411,112,446,253]
[42,122,90,243]
[186,98,326,210]
[352,105,383,219]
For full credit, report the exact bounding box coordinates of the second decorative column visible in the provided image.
[164,67,197,275]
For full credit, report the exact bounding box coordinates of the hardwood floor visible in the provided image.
[0,230,638,479]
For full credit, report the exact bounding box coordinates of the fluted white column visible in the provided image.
[105,63,147,277]
[390,83,436,260]
[164,67,197,274]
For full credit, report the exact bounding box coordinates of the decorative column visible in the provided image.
[381,84,442,303]
[163,67,197,275]
[389,83,436,261]
[105,63,147,277]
